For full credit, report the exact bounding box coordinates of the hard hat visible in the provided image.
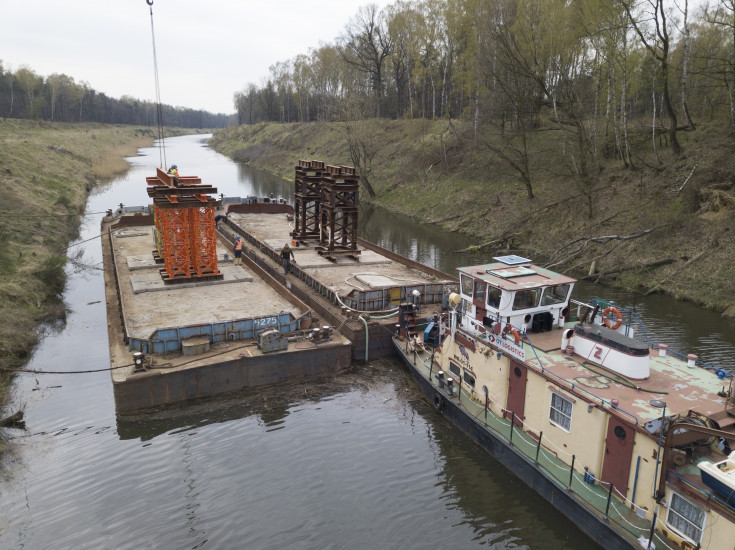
[171,164,177,169]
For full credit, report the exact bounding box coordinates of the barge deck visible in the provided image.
[103,212,352,413]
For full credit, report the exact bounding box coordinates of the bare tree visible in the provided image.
[339,4,393,118]
[703,0,735,130]
[677,0,696,128]
[622,0,682,156]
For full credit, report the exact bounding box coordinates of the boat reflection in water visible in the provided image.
[115,360,597,549]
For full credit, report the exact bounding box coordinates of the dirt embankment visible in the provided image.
[210,119,735,317]
[0,120,177,428]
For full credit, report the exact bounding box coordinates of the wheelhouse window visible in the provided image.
[666,492,705,544]
[512,288,542,310]
[460,274,473,297]
[541,284,571,306]
[473,280,485,302]
[486,285,502,310]
[549,392,573,432]
[463,370,475,388]
[449,362,461,379]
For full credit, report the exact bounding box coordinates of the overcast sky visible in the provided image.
[1,0,391,114]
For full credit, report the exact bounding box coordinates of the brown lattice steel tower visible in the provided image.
[316,165,360,260]
[146,167,222,283]
[292,159,324,242]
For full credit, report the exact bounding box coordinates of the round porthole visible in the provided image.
[614,426,626,440]
[514,366,522,378]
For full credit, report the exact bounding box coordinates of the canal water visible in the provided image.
[2,134,734,549]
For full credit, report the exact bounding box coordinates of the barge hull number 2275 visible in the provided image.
[394,255,735,550]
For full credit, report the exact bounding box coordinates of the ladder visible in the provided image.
[398,286,417,338]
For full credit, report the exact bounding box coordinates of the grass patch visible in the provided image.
[0,120,200,429]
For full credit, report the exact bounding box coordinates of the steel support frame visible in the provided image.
[292,159,324,241]
[188,205,219,276]
[318,165,360,256]
[159,207,191,278]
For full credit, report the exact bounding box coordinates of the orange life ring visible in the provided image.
[602,306,623,330]
[503,325,520,345]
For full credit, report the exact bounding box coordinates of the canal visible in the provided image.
[2,134,734,549]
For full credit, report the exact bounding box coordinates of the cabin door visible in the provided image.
[473,280,487,322]
[601,417,634,495]
[506,361,527,427]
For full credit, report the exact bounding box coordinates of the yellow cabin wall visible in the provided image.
[628,433,658,510]
[522,373,608,476]
[657,486,735,549]
[445,339,510,415]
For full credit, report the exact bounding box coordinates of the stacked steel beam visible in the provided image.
[146,167,222,282]
[292,159,324,242]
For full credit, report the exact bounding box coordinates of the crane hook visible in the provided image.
[146,0,153,5]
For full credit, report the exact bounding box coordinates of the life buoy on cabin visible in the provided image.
[503,325,520,345]
[433,394,445,412]
[602,306,623,330]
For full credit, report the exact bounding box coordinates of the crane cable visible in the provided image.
[147,0,167,169]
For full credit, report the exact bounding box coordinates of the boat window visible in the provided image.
[463,370,475,388]
[473,280,485,302]
[541,284,571,306]
[460,274,473,297]
[512,288,542,311]
[549,392,573,432]
[666,492,705,544]
[486,285,502,309]
[449,361,461,379]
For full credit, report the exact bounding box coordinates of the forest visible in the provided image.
[233,0,735,163]
[0,62,234,129]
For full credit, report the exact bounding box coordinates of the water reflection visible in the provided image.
[116,362,597,550]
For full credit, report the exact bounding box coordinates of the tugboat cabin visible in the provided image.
[456,255,576,335]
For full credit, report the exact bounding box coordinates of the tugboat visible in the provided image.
[393,255,735,550]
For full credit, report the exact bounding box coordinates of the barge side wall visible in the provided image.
[113,342,352,412]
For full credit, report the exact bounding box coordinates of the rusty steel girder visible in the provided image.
[292,159,324,242]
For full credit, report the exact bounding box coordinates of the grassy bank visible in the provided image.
[0,120,170,437]
[210,119,735,317]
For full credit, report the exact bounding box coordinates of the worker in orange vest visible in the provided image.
[234,235,243,265]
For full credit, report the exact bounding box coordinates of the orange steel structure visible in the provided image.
[188,205,218,276]
[158,203,191,278]
[146,167,221,282]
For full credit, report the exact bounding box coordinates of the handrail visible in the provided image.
[459,309,640,426]
[572,298,721,372]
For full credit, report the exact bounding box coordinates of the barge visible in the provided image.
[104,162,455,412]
[393,255,735,549]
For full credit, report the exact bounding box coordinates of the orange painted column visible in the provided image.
[159,207,191,278]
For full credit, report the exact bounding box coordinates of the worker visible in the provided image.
[280,242,296,275]
[234,235,243,264]
[215,213,228,223]
[167,164,179,187]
